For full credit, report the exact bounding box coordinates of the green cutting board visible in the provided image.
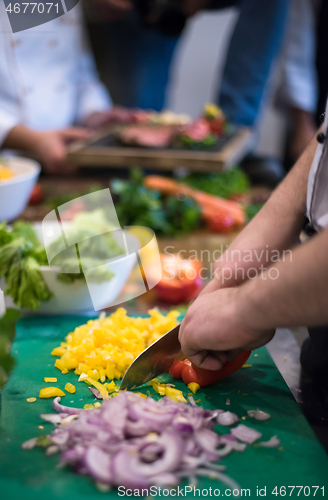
[1,315,328,500]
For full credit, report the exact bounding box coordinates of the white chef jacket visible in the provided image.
[306,102,328,231]
[0,2,111,146]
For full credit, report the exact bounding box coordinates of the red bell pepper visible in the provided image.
[169,350,251,387]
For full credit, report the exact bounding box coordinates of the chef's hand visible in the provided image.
[31,128,92,173]
[84,107,131,130]
[179,285,275,370]
[3,125,92,174]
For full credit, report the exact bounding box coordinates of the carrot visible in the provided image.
[144,175,246,230]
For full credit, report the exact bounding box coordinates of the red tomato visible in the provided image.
[29,183,44,205]
[154,254,203,304]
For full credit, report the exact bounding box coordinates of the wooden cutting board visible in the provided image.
[1,314,328,500]
[67,127,254,172]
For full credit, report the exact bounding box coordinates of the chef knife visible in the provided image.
[120,323,184,390]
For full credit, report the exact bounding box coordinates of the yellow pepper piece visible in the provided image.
[51,346,66,357]
[65,383,76,394]
[44,377,57,383]
[54,359,66,371]
[86,378,109,400]
[136,393,147,399]
[61,369,68,375]
[165,386,187,403]
[39,387,65,399]
[105,381,119,394]
[94,402,102,408]
[26,397,36,403]
[187,382,200,395]
[84,403,94,410]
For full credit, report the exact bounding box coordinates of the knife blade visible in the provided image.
[120,324,184,390]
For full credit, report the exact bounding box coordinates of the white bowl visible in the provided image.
[3,223,141,315]
[0,157,41,222]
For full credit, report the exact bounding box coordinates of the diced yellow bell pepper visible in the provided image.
[39,387,65,399]
[65,383,76,394]
[84,403,94,410]
[51,346,66,357]
[136,393,147,399]
[105,381,119,394]
[44,377,57,383]
[51,308,180,386]
[54,359,66,372]
[187,382,200,394]
[165,387,187,403]
[26,397,36,403]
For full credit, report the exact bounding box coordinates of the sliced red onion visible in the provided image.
[172,417,194,434]
[220,438,246,452]
[88,387,103,400]
[41,413,67,424]
[151,473,179,486]
[46,445,59,456]
[22,437,37,450]
[50,430,70,446]
[215,444,234,457]
[217,411,239,427]
[247,409,271,421]
[27,392,252,492]
[194,428,220,454]
[259,436,280,448]
[231,424,262,444]
[225,398,230,405]
[125,419,149,437]
[219,434,237,443]
[210,409,224,419]
[61,446,86,465]
[188,396,196,406]
[84,446,113,483]
[52,397,81,415]
[195,469,240,493]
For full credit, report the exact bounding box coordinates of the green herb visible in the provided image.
[112,169,201,237]
[184,168,250,199]
[0,308,20,391]
[174,134,217,150]
[245,202,264,222]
